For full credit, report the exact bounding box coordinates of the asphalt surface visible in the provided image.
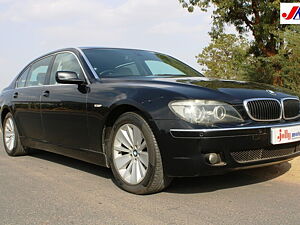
[0,136,300,225]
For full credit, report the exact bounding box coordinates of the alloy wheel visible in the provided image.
[4,118,16,151]
[113,124,149,185]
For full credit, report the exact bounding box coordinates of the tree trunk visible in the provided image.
[273,76,283,86]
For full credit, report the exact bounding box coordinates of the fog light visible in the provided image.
[206,153,221,165]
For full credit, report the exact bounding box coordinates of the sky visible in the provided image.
[0,0,213,90]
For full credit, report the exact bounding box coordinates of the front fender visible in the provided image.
[106,87,186,120]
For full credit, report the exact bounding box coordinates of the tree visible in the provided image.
[247,25,300,93]
[280,26,300,93]
[179,0,298,86]
[179,0,293,57]
[195,27,300,95]
[196,34,250,80]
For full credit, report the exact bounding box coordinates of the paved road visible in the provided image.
[0,137,300,225]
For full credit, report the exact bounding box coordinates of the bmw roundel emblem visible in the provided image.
[266,90,276,95]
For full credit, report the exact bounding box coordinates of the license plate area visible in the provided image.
[271,125,300,145]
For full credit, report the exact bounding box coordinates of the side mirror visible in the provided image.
[56,71,86,85]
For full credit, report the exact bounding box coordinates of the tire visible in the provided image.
[2,113,27,156]
[108,112,172,194]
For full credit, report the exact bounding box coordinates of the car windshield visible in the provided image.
[82,48,203,77]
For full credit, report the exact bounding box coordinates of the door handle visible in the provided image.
[13,92,18,98]
[43,90,50,97]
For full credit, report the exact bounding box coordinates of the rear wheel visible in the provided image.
[2,113,27,156]
[108,112,171,194]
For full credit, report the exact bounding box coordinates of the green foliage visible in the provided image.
[180,0,300,93]
[280,26,300,93]
[248,26,300,94]
[179,0,294,57]
[196,34,250,80]
[196,27,300,94]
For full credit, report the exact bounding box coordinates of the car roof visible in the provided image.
[78,47,158,53]
[31,47,158,63]
[19,47,162,78]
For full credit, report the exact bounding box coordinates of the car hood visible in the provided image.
[145,76,298,101]
[101,76,298,103]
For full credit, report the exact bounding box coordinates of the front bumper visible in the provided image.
[155,120,300,177]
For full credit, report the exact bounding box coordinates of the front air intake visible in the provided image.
[231,147,299,163]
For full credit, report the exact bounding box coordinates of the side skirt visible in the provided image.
[20,137,109,168]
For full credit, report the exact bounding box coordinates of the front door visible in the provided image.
[40,52,89,150]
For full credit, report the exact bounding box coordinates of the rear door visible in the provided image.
[13,56,53,142]
[40,52,89,150]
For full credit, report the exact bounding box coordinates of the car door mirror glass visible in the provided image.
[56,71,86,85]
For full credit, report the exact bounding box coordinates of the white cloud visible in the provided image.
[1,0,200,40]
[0,0,182,23]
[0,0,12,3]
[0,57,17,89]
[0,0,208,50]
[148,22,203,35]
[0,0,212,90]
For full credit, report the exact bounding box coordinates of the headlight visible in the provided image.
[169,100,244,125]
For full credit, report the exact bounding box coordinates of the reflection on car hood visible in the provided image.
[101,75,298,102]
[149,76,298,100]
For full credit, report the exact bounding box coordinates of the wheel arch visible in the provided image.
[102,103,160,163]
[1,106,12,128]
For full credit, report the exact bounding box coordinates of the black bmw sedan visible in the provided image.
[1,47,300,194]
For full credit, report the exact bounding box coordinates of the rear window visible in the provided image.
[25,56,53,87]
[16,67,30,88]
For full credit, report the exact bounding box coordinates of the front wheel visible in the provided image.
[2,113,27,156]
[108,112,171,194]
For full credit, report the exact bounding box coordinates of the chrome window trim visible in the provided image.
[170,121,300,133]
[281,97,300,120]
[75,47,100,80]
[15,50,90,89]
[243,98,282,122]
[14,84,74,90]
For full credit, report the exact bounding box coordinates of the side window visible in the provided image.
[16,67,30,88]
[26,56,53,87]
[50,53,84,85]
